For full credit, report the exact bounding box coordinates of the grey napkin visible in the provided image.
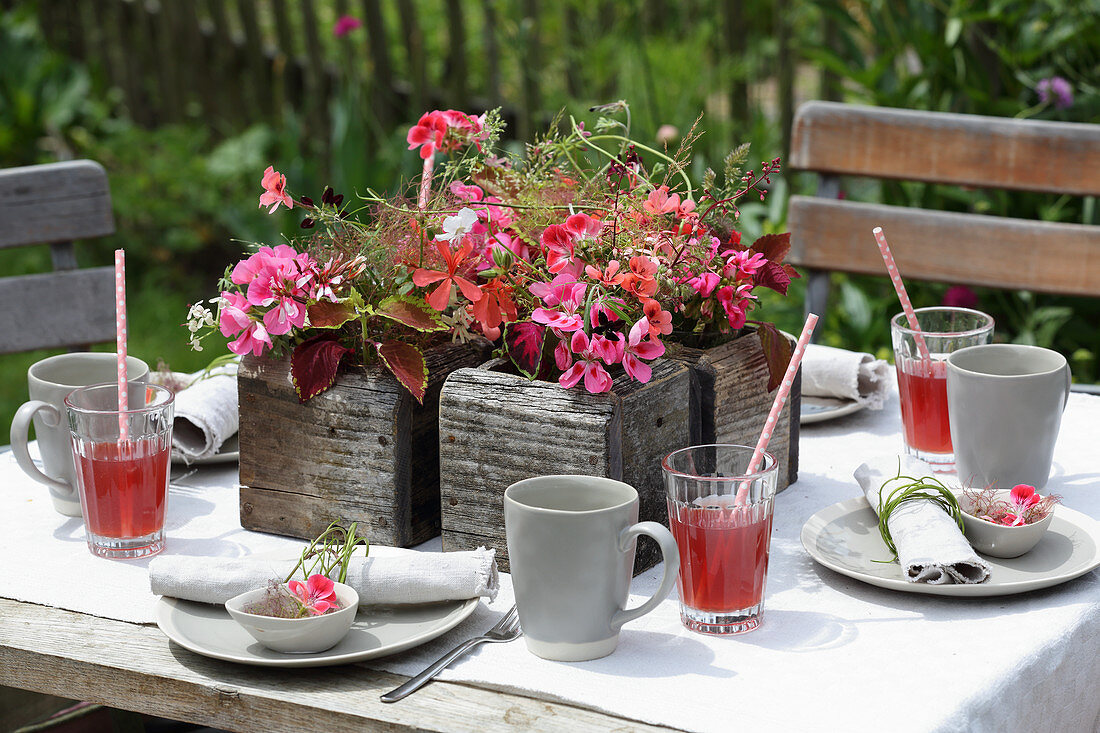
[172,367,238,463]
[149,547,499,606]
[854,455,990,584]
[804,344,891,409]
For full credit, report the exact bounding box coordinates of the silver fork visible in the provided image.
[380,605,521,703]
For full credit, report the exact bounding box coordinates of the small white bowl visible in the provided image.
[955,490,1055,558]
[225,581,359,653]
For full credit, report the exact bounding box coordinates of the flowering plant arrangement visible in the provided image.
[962,484,1061,527]
[189,102,797,401]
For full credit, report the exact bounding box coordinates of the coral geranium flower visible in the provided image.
[258,166,293,213]
[413,240,483,311]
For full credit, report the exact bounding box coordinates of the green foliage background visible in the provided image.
[2,0,1098,433]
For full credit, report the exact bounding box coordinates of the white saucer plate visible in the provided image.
[800,396,865,425]
[156,596,478,667]
[171,434,239,465]
[801,497,1100,597]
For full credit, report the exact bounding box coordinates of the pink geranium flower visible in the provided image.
[218,291,252,338]
[287,574,338,616]
[644,185,680,216]
[258,166,293,213]
[532,282,587,332]
[559,331,614,393]
[688,271,720,298]
[541,224,576,274]
[621,317,666,382]
[227,320,272,357]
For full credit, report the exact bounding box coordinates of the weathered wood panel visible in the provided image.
[0,160,114,248]
[0,598,668,733]
[0,267,116,354]
[438,360,692,574]
[238,340,490,547]
[788,196,1100,297]
[790,101,1100,196]
[669,330,799,492]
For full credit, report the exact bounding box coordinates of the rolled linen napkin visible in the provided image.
[172,366,238,463]
[803,343,891,409]
[854,455,990,584]
[149,547,499,606]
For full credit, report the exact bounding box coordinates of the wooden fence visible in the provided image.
[27,0,800,154]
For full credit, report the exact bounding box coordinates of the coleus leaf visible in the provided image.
[291,336,353,402]
[307,300,357,329]
[755,321,793,392]
[373,295,448,332]
[750,232,792,264]
[504,321,546,380]
[376,340,428,404]
[754,260,793,296]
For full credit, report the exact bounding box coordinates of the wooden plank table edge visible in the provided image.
[0,598,676,733]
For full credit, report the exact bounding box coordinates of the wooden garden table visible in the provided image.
[2,379,1099,732]
[0,595,663,732]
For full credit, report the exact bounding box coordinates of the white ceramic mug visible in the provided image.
[504,475,679,662]
[946,344,1070,490]
[10,353,149,516]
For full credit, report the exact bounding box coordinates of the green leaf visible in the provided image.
[373,295,447,332]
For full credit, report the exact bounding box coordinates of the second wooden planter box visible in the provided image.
[237,340,490,547]
[438,359,694,574]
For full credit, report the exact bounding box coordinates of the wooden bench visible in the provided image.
[786,102,1100,391]
[787,101,1100,311]
[0,159,117,354]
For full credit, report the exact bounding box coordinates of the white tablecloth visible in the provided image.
[2,382,1099,733]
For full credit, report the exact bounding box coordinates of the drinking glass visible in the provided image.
[65,382,174,559]
[890,307,994,471]
[662,444,778,635]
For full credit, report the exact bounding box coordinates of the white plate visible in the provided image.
[171,434,239,465]
[156,595,478,667]
[800,497,1100,597]
[800,396,865,424]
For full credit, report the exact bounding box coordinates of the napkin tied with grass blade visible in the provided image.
[804,344,891,409]
[149,548,499,605]
[854,455,990,584]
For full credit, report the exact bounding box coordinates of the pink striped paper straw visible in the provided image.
[873,227,930,364]
[738,313,819,504]
[114,249,129,441]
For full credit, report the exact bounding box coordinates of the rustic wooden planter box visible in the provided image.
[438,359,693,574]
[237,340,490,547]
[669,329,801,492]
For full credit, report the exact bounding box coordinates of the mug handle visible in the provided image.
[610,521,679,630]
[10,400,72,493]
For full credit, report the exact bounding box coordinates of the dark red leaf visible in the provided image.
[376,340,428,403]
[754,260,793,295]
[373,295,447,332]
[782,263,801,280]
[291,337,352,402]
[307,301,356,329]
[750,232,792,264]
[504,321,546,379]
[756,322,793,392]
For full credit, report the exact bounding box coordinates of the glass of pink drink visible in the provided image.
[662,444,779,635]
[890,307,994,470]
[65,382,174,559]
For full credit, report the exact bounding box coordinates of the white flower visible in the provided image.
[436,207,479,243]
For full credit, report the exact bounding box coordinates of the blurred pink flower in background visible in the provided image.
[942,285,979,309]
[332,15,362,37]
[1037,76,1073,110]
